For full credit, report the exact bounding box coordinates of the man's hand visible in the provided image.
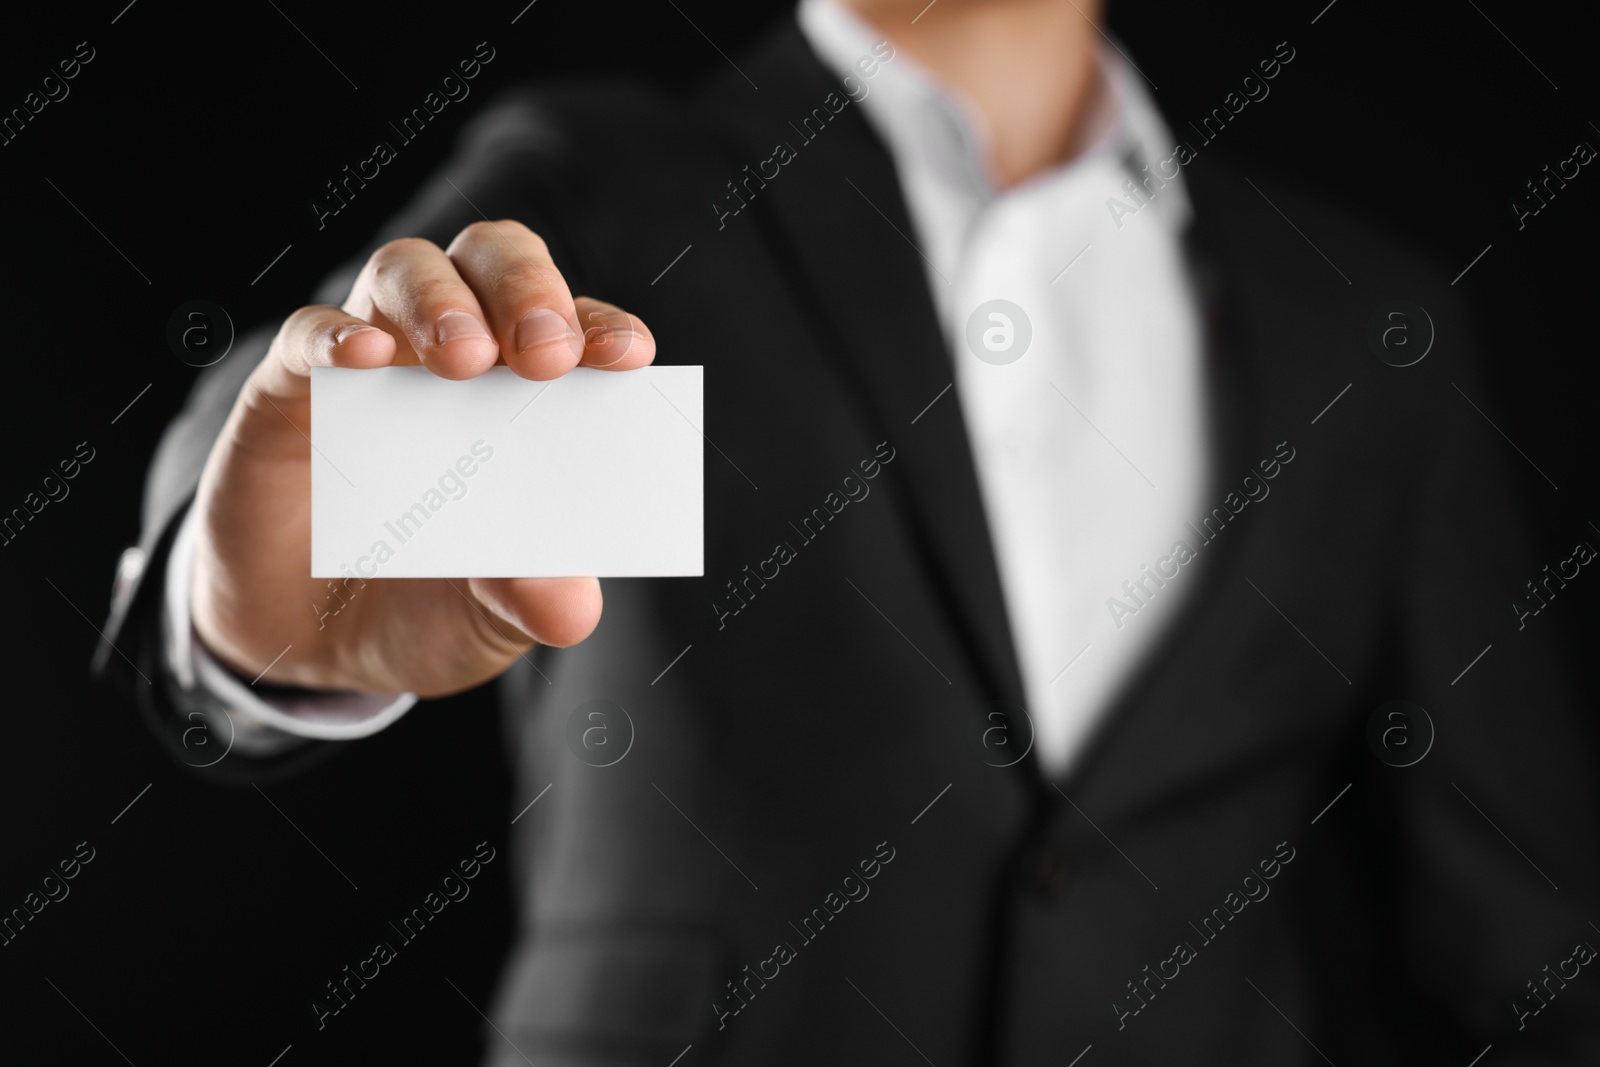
[189,220,654,696]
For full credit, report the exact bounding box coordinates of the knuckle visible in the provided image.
[492,261,565,299]
[282,304,329,332]
[495,219,546,252]
[455,219,502,246]
[450,219,546,258]
[410,276,471,312]
[280,304,343,350]
[369,237,437,275]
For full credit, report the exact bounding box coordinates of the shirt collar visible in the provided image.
[795,0,1191,229]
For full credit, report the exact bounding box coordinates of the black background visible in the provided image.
[2,1,1594,1063]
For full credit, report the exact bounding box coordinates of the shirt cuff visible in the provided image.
[162,503,418,755]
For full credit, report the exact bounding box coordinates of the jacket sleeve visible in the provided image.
[92,83,603,784]
[1385,288,1600,1061]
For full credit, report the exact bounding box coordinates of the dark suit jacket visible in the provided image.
[100,15,1600,1067]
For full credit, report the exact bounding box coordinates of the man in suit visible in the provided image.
[99,0,1600,1063]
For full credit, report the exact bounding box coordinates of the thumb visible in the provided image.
[464,576,604,650]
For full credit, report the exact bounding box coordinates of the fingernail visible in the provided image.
[334,324,378,346]
[436,310,491,345]
[517,308,583,357]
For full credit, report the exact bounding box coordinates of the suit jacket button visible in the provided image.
[1037,848,1066,895]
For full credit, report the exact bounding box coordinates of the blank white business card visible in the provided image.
[310,366,703,578]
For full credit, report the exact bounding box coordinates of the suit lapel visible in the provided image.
[703,25,1270,793]
[706,24,1029,715]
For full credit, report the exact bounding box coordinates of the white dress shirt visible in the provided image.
[800,0,1209,775]
[166,0,1209,776]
